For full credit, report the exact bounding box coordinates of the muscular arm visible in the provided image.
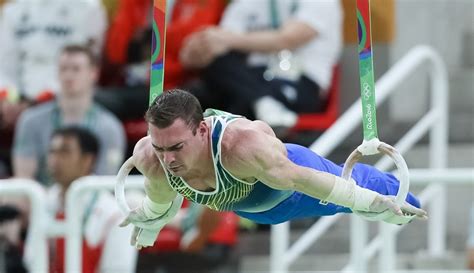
[180,20,317,68]
[225,20,318,53]
[224,120,379,212]
[132,136,176,204]
[223,121,427,222]
[226,128,335,201]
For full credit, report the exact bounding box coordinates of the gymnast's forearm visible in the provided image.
[142,178,177,218]
[144,178,176,203]
[293,167,378,211]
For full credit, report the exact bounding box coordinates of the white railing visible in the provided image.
[0,176,144,273]
[64,175,144,273]
[1,170,471,273]
[343,169,474,273]
[270,45,450,273]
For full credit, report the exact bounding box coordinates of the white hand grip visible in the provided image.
[115,157,135,214]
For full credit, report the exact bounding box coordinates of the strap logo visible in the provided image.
[363,82,372,100]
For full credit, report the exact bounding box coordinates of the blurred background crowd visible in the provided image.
[0,0,472,272]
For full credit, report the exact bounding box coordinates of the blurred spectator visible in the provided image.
[12,45,125,186]
[20,126,137,273]
[96,0,226,120]
[163,0,227,90]
[104,0,225,88]
[138,202,239,273]
[0,0,107,129]
[467,203,474,270]
[180,0,343,128]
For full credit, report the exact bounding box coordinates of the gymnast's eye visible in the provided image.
[169,144,183,151]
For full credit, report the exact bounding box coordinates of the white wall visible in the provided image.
[389,0,474,122]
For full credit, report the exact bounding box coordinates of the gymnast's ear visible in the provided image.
[197,120,207,136]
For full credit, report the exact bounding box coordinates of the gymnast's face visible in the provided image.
[149,118,208,177]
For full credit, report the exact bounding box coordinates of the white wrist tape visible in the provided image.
[135,195,184,248]
[353,185,378,212]
[324,177,378,212]
[142,196,172,219]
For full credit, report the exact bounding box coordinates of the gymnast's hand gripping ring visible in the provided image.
[341,139,414,224]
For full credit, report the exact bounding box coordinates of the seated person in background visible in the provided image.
[20,126,137,273]
[97,0,227,121]
[180,0,343,128]
[163,0,227,90]
[13,44,125,186]
[0,0,107,129]
[138,201,239,273]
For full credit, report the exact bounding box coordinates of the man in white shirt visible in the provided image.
[0,0,107,128]
[180,0,342,128]
[24,126,136,273]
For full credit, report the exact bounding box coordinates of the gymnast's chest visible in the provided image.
[184,177,216,192]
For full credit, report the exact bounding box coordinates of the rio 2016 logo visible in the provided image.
[362,82,374,130]
[363,82,371,100]
[365,104,373,130]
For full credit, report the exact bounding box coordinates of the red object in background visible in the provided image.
[139,226,182,254]
[35,89,55,103]
[207,211,238,246]
[51,212,102,273]
[105,0,151,65]
[140,199,239,254]
[123,118,149,143]
[292,65,341,131]
[0,89,8,100]
[164,0,226,89]
[109,0,226,143]
[105,0,226,89]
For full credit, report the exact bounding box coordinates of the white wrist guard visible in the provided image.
[324,177,378,212]
[143,196,172,219]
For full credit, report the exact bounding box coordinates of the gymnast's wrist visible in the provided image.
[353,186,378,212]
[143,196,172,219]
[324,176,377,211]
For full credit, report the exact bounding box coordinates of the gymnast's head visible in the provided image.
[145,89,208,176]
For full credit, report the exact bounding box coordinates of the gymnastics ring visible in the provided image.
[115,157,135,214]
[341,139,413,223]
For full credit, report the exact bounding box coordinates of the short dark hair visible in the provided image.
[61,44,98,66]
[51,126,99,157]
[145,89,204,133]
